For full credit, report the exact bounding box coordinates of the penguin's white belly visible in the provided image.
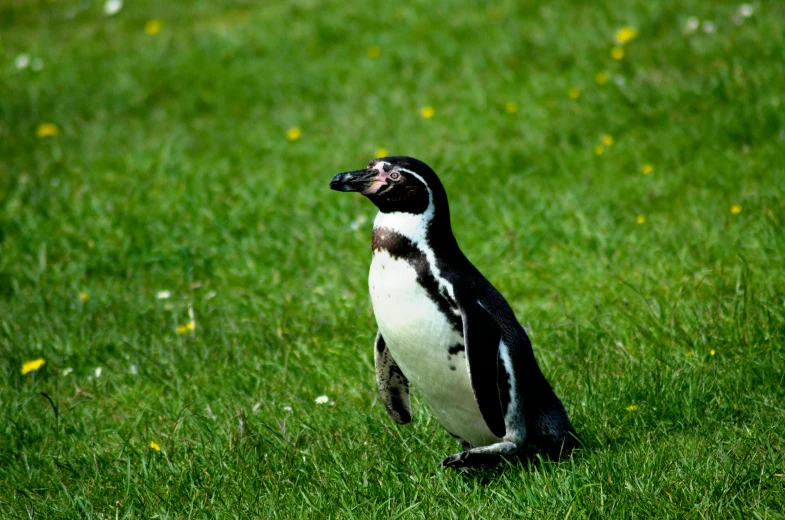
[369,251,501,447]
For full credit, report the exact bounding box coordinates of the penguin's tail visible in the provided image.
[527,392,580,460]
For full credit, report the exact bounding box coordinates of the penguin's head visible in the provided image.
[330,156,445,214]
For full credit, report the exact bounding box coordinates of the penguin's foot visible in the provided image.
[441,441,518,468]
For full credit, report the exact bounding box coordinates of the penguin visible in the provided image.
[330,156,578,467]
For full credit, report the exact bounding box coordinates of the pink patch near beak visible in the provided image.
[364,162,393,195]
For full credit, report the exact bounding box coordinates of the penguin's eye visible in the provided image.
[390,172,401,181]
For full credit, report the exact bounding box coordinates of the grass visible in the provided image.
[2,0,785,517]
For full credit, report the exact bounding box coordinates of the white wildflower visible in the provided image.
[130,364,138,375]
[685,17,700,33]
[283,405,293,412]
[349,215,367,231]
[94,367,102,378]
[315,395,329,404]
[702,21,716,33]
[739,4,753,17]
[15,54,30,69]
[156,290,171,299]
[62,367,73,376]
[104,0,123,16]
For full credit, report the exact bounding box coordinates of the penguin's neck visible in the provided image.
[373,206,460,261]
[374,209,432,246]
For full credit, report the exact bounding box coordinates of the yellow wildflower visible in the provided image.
[636,215,645,224]
[145,19,162,35]
[36,123,58,138]
[710,349,716,356]
[366,45,380,58]
[286,127,301,141]
[149,441,161,451]
[602,134,614,146]
[595,72,609,85]
[730,205,742,215]
[21,358,46,375]
[641,163,654,175]
[626,405,638,412]
[568,87,580,99]
[79,292,89,301]
[420,106,434,119]
[505,101,519,114]
[177,320,196,334]
[615,26,638,45]
[611,47,625,60]
[594,144,604,155]
[375,148,388,158]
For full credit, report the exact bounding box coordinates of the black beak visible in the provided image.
[329,169,377,193]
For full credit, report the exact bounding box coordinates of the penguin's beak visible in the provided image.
[329,168,380,193]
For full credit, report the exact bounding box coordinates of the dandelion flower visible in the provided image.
[710,349,716,356]
[21,358,46,375]
[614,26,638,45]
[594,144,604,155]
[505,101,519,114]
[36,123,59,138]
[641,163,654,175]
[149,441,161,451]
[145,19,162,35]
[286,127,301,141]
[568,87,581,99]
[602,134,614,146]
[636,215,645,224]
[730,204,742,215]
[79,291,89,301]
[315,395,329,404]
[156,290,171,299]
[375,148,388,158]
[420,106,435,119]
[611,47,625,60]
[366,45,381,58]
[595,72,609,85]
[177,320,196,334]
[626,405,638,412]
[104,0,123,16]
[15,54,30,70]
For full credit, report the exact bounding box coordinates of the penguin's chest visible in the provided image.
[368,250,500,447]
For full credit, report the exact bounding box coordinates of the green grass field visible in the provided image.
[2,0,785,517]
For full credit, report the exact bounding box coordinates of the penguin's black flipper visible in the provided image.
[455,291,506,438]
[374,331,412,425]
